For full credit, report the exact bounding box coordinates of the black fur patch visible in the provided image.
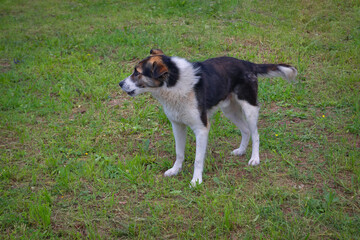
[193,65,208,126]
[193,57,260,126]
[162,56,179,87]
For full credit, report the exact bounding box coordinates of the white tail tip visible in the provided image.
[278,66,298,82]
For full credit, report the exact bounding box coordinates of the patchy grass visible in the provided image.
[1,0,359,239]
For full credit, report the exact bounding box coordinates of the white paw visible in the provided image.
[164,167,181,177]
[190,178,202,188]
[231,148,246,156]
[248,158,260,166]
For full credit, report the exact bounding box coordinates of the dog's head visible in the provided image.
[119,49,178,96]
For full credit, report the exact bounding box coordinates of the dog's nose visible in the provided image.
[119,81,124,88]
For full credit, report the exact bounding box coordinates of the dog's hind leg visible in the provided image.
[164,121,187,177]
[221,98,251,156]
[237,100,260,166]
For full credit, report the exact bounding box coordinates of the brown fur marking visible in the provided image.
[150,49,164,56]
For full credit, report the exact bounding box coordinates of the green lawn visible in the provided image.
[1,0,359,239]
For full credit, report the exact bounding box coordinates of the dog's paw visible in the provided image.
[164,167,181,177]
[231,148,246,156]
[190,178,202,188]
[248,158,260,166]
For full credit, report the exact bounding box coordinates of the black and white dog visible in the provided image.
[119,49,297,186]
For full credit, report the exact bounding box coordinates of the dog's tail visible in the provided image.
[254,64,297,82]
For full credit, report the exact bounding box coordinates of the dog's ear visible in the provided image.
[150,49,164,56]
[152,61,168,79]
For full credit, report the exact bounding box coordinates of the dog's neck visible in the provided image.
[151,56,200,102]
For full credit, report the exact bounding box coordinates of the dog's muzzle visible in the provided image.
[119,80,135,96]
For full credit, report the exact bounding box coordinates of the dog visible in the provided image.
[119,49,297,186]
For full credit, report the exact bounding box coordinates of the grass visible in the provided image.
[1,0,359,238]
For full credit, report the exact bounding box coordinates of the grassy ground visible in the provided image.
[1,0,359,239]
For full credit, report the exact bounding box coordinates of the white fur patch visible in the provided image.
[278,66,297,82]
[121,77,144,96]
[167,56,200,95]
[237,100,260,166]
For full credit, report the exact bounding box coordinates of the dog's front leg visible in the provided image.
[190,126,210,187]
[164,121,187,177]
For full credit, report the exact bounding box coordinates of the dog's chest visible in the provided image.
[163,102,198,123]
[154,91,200,125]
